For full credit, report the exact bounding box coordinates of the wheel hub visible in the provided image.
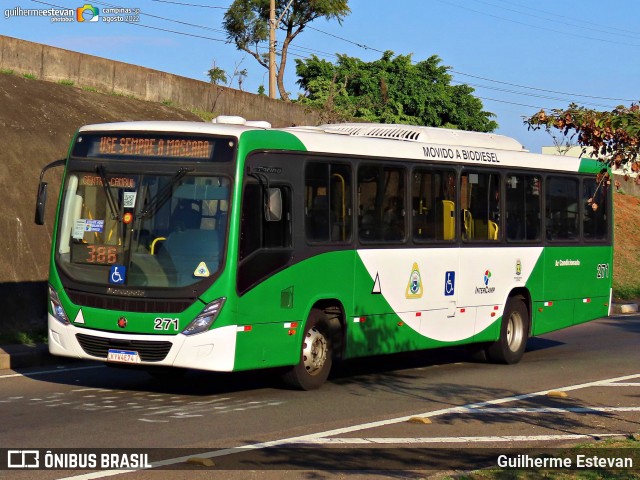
[302,327,328,376]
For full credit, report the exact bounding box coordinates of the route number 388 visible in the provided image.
[596,263,610,279]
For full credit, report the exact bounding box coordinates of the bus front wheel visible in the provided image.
[282,309,333,390]
[486,296,529,364]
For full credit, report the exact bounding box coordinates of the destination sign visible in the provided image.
[72,133,235,162]
[97,136,213,159]
[71,244,123,265]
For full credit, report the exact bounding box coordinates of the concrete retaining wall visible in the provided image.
[0,35,322,127]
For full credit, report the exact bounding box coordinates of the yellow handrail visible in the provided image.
[150,237,166,255]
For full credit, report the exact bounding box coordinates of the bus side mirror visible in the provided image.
[35,158,66,226]
[265,188,282,222]
[35,181,48,225]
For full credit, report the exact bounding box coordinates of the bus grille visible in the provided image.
[75,334,173,362]
[67,289,192,313]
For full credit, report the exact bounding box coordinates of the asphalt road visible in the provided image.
[2,314,639,479]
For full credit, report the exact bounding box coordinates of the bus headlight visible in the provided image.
[182,297,226,336]
[49,284,70,325]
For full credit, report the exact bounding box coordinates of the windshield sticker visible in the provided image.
[123,191,137,209]
[109,265,126,285]
[73,219,86,239]
[73,219,104,239]
[85,219,104,232]
[194,262,210,277]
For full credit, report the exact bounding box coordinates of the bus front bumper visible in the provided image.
[47,314,237,372]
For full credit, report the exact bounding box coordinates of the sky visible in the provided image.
[2,0,639,154]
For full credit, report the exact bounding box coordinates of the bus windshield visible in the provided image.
[56,169,230,289]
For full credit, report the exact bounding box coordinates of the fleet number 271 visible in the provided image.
[596,263,610,279]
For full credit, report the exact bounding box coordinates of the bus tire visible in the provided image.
[485,296,529,364]
[282,309,333,390]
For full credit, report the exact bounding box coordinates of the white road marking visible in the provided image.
[57,372,640,480]
[454,406,640,414]
[0,365,103,379]
[297,433,623,444]
[600,382,640,386]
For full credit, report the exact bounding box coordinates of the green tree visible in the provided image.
[223,0,350,102]
[526,104,640,179]
[295,51,497,131]
[207,65,227,85]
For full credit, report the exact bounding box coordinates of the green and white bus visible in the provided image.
[36,117,612,389]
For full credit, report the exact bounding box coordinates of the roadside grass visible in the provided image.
[190,108,216,122]
[448,437,640,479]
[612,192,640,300]
[0,328,47,347]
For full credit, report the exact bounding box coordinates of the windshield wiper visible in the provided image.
[138,167,192,219]
[96,165,121,221]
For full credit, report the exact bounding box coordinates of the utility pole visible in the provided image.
[269,0,276,99]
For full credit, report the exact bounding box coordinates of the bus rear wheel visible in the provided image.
[485,296,529,364]
[282,309,333,390]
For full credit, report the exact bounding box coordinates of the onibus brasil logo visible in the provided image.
[475,269,496,294]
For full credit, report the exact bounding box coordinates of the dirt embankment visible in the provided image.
[0,73,202,328]
[613,192,640,299]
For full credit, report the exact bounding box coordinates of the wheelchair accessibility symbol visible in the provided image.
[109,265,126,285]
[444,271,455,296]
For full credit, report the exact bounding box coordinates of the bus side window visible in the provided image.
[582,178,608,241]
[461,171,500,242]
[305,162,352,243]
[358,165,405,243]
[546,176,579,241]
[506,174,541,242]
[412,168,456,242]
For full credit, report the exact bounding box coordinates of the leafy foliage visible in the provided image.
[295,51,498,131]
[207,66,227,85]
[223,0,350,101]
[526,103,640,179]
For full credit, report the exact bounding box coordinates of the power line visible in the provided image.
[473,96,553,111]
[451,80,618,109]
[450,71,637,103]
[150,0,227,9]
[433,0,640,48]
[480,0,640,37]
[467,0,640,42]
[307,26,385,53]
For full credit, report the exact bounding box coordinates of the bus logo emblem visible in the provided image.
[405,262,423,299]
[117,317,127,328]
[516,260,522,276]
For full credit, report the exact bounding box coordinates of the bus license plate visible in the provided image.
[107,349,141,364]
